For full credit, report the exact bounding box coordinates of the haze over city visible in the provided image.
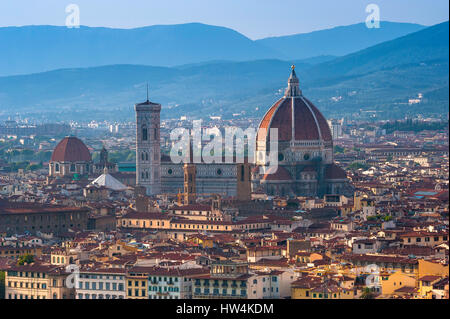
[0,0,448,307]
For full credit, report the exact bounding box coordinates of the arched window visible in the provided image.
[142,126,148,141]
[70,164,76,172]
[55,163,60,172]
[141,152,145,161]
[146,153,149,161]
[146,172,149,179]
[141,172,145,179]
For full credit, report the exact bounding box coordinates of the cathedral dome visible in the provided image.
[257,66,332,143]
[51,136,91,162]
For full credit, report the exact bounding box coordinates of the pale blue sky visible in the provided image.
[0,0,448,39]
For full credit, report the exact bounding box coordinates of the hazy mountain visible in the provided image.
[0,21,425,77]
[0,22,447,122]
[305,21,449,79]
[0,23,281,76]
[256,21,426,60]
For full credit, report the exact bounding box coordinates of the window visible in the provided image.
[142,127,148,141]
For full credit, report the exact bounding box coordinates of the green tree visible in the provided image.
[0,271,5,299]
[360,287,376,299]
[334,145,345,154]
[17,254,34,266]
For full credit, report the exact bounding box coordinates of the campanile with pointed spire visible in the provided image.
[135,85,161,196]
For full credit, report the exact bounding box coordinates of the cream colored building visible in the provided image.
[5,263,74,299]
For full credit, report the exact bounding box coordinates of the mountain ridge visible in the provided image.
[0,21,427,76]
[0,22,447,121]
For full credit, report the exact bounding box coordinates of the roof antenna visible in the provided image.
[146,82,149,102]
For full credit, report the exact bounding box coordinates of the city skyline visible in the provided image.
[0,0,448,306]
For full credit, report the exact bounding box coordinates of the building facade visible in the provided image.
[0,201,89,236]
[76,268,126,299]
[5,264,74,300]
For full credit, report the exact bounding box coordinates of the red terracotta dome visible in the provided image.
[51,136,91,162]
[257,67,332,143]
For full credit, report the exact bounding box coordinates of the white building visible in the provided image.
[327,119,343,140]
[76,268,126,299]
[247,270,297,299]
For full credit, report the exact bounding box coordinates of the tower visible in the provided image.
[135,87,161,195]
[183,163,196,204]
[99,145,108,165]
[236,163,251,201]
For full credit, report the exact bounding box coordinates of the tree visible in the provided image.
[334,145,345,154]
[0,271,5,299]
[360,287,376,299]
[17,254,34,266]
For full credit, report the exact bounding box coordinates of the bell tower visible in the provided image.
[236,163,251,201]
[183,163,196,204]
[135,86,161,195]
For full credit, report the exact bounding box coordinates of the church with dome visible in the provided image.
[252,66,352,197]
[48,136,117,179]
[49,136,93,178]
[48,68,352,200]
[134,66,353,199]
